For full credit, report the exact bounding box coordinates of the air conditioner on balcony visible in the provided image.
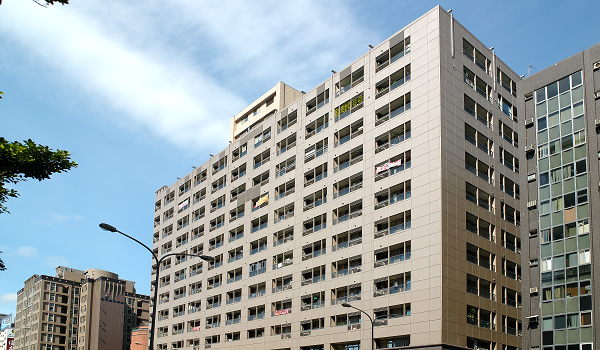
[525,118,534,126]
[529,287,538,294]
[594,61,600,70]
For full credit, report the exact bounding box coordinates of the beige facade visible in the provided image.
[13,267,149,350]
[152,6,522,350]
[230,82,304,143]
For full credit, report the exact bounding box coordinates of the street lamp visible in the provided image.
[99,223,214,350]
[342,303,374,350]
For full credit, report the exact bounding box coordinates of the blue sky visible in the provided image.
[0,0,598,314]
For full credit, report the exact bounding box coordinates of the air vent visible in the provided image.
[527,200,537,209]
[525,118,534,126]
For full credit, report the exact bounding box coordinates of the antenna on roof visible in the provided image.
[528,65,536,76]
[368,45,374,49]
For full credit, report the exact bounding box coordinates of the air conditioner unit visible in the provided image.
[527,173,536,182]
[594,62,600,70]
[595,91,600,99]
[527,200,537,209]
[524,145,535,153]
[524,92,533,100]
[595,119,600,126]
[525,118,534,126]
[529,287,538,294]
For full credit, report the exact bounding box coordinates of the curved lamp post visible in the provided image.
[99,223,214,350]
[342,303,374,350]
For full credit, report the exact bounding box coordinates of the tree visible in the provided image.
[0,0,69,6]
[0,137,77,214]
[0,252,5,276]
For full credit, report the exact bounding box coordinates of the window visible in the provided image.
[273,203,294,224]
[374,179,411,209]
[303,188,327,211]
[249,259,267,277]
[374,92,411,126]
[374,241,411,268]
[464,152,493,184]
[375,63,410,100]
[273,250,293,270]
[374,150,411,181]
[253,149,270,169]
[332,200,362,225]
[334,172,363,199]
[334,146,363,173]
[375,121,411,152]
[211,175,227,193]
[273,227,294,247]
[463,94,493,129]
[208,215,224,232]
[374,272,411,297]
[277,111,297,134]
[332,255,362,278]
[334,93,364,122]
[301,265,326,286]
[374,210,412,238]
[464,123,493,156]
[276,133,297,156]
[275,180,295,201]
[305,113,329,139]
[250,214,268,232]
[304,137,328,162]
[250,236,267,254]
[192,188,206,203]
[193,170,207,186]
[334,119,363,147]
[272,274,293,293]
[301,291,326,310]
[465,182,494,213]
[212,156,227,175]
[466,243,495,271]
[231,142,247,162]
[178,180,191,195]
[466,274,494,300]
[302,239,326,261]
[229,183,246,202]
[332,228,362,252]
[304,162,328,187]
[226,267,242,284]
[462,39,491,75]
[229,204,245,223]
[303,213,327,236]
[230,163,246,183]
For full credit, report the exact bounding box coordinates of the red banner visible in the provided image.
[376,159,402,174]
[192,326,201,332]
[274,308,289,316]
[7,338,14,350]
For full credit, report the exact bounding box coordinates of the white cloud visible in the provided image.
[44,214,83,226]
[14,246,38,258]
[0,1,376,152]
[0,293,17,305]
[45,256,70,268]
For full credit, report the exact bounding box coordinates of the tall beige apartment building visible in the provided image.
[152,6,522,350]
[13,267,150,350]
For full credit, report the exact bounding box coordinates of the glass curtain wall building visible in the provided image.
[519,43,600,350]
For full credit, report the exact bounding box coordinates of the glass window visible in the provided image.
[558,77,570,93]
[547,82,558,99]
[536,88,546,103]
[571,71,582,86]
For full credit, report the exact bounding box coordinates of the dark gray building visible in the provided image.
[519,43,600,350]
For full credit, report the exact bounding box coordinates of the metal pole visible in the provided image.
[99,224,213,350]
[345,305,374,350]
